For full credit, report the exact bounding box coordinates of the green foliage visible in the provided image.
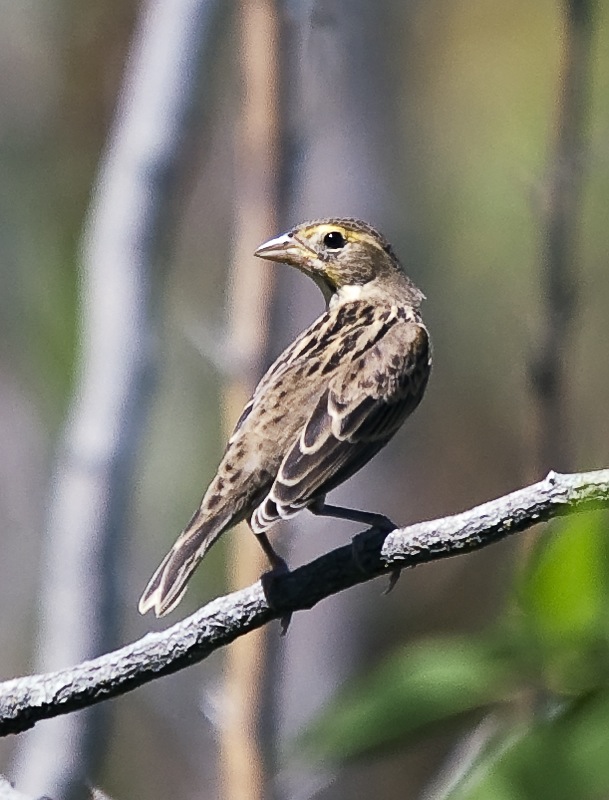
[515,512,609,695]
[300,637,514,760]
[448,691,609,800]
[301,512,609,799]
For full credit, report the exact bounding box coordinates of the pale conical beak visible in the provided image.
[254,232,317,263]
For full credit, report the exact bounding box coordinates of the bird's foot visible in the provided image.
[260,557,292,635]
[351,529,371,575]
[351,518,400,593]
[368,513,398,532]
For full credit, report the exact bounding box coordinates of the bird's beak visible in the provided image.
[254,232,317,264]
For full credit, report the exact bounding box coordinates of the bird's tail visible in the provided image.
[138,510,231,617]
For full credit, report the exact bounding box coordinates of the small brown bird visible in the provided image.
[139,219,431,617]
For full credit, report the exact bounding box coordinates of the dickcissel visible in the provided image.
[139,218,431,617]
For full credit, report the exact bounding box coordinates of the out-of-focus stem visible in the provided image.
[219,3,281,799]
[531,0,594,474]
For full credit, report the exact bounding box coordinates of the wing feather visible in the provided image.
[251,319,430,529]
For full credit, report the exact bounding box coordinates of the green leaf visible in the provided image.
[300,637,513,761]
[519,512,609,642]
[515,512,609,692]
[447,691,609,800]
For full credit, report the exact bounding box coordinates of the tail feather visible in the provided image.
[138,511,230,617]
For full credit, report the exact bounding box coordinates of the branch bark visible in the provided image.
[1,469,607,738]
[0,776,38,800]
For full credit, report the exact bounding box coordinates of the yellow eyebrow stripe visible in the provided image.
[302,223,385,252]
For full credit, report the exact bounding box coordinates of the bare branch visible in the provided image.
[1,469,607,738]
[0,776,39,800]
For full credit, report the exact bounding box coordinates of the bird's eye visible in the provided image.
[323,231,347,249]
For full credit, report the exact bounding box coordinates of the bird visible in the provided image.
[139,218,431,617]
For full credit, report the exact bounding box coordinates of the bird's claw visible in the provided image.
[260,559,292,635]
[371,517,400,593]
[278,612,293,636]
[351,526,401,594]
[383,567,402,594]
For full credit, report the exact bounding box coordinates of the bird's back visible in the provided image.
[203,296,429,529]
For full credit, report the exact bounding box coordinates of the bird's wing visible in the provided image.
[138,316,343,616]
[227,302,376,444]
[251,320,430,530]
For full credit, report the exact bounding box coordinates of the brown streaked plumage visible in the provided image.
[139,218,431,617]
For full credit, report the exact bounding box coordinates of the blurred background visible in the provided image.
[1,1,609,799]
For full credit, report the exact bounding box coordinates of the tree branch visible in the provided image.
[0,775,38,800]
[1,469,607,738]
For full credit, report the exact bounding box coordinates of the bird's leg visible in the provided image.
[255,531,292,635]
[256,530,288,572]
[309,498,401,592]
[308,497,396,531]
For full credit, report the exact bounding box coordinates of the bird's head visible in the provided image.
[254,218,424,306]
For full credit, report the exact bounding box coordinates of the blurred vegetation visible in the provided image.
[302,511,609,799]
[1,0,608,798]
